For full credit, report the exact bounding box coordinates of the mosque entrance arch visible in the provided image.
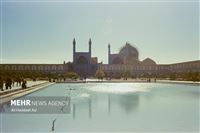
[76,56,88,64]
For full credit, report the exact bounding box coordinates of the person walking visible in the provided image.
[6,78,12,89]
[0,77,4,91]
[22,79,27,89]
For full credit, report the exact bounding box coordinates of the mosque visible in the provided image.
[72,38,99,76]
[108,42,156,65]
[0,38,199,78]
[72,38,199,77]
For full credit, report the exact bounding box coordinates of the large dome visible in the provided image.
[142,58,156,65]
[119,42,139,59]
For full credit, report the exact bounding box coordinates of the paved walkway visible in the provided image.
[60,79,200,85]
[0,81,54,105]
[156,80,200,85]
[0,81,48,95]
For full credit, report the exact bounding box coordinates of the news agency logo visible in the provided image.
[11,100,31,106]
[7,97,71,114]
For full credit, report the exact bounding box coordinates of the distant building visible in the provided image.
[0,39,199,77]
[72,38,99,77]
[100,42,200,77]
[108,42,140,65]
[0,64,67,74]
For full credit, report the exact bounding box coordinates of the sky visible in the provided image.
[0,0,199,64]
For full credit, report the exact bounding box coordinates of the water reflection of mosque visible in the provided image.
[71,93,140,119]
[72,98,92,119]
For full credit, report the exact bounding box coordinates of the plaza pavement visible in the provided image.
[85,78,200,85]
[82,78,200,85]
[0,81,54,105]
[0,81,48,95]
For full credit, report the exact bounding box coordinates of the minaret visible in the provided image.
[73,38,76,63]
[89,38,92,58]
[108,43,111,64]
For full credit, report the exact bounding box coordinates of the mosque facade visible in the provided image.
[0,38,200,77]
[72,38,99,77]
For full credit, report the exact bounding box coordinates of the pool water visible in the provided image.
[1,83,199,132]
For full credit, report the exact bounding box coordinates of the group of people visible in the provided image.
[0,77,27,91]
[147,78,157,82]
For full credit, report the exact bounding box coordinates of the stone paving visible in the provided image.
[0,81,54,105]
[0,81,48,95]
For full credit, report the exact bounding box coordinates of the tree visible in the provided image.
[66,62,74,72]
[184,71,200,82]
[95,70,105,80]
[79,68,86,79]
[114,72,122,79]
[65,71,78,79]
[122,70,131,80]
[169,72,176,80]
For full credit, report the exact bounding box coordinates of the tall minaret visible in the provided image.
[89,38,92,58]
[73,38,76,63]
[108,43,111,64]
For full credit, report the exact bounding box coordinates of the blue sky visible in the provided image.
[0,1,199,64]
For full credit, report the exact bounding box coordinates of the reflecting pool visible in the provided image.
[1,83,199,132]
